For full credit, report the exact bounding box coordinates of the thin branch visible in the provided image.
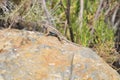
[79,0,84,29]
[94,0,104,21]
[23,0,37,19]
[50,1,61,15]
[42,0,55,26]
[111,5,119,26]
[114,19,120,30]
[60,0,66,11]
[59,0,68,36]
[105,3,119,17]
[66,0,70,25]
[90,0,104,35]
[66,0,74,42]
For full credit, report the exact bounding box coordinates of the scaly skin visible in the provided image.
[41,23,81,47]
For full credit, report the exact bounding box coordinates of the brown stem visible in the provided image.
[66,0,74,42]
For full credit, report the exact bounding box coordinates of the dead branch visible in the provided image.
[42,0,55,26]
[66,0,74,42]
[94,0,104,21]
[78,0,84,29]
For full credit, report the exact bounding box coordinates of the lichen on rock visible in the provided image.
[0,29,119,80]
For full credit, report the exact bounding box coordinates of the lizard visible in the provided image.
[41,23,81,47]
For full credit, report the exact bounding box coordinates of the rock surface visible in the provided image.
[0,29,119,80]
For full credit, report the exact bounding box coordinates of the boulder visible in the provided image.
[0,29,119,80]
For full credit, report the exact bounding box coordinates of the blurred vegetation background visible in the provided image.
[0,0,120,74]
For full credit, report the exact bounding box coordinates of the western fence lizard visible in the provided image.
[41,23,81,47]
[42,25,62,42]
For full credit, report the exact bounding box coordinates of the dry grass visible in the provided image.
[93,40,120,73]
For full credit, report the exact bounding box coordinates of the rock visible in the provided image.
[0,29,119,80]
